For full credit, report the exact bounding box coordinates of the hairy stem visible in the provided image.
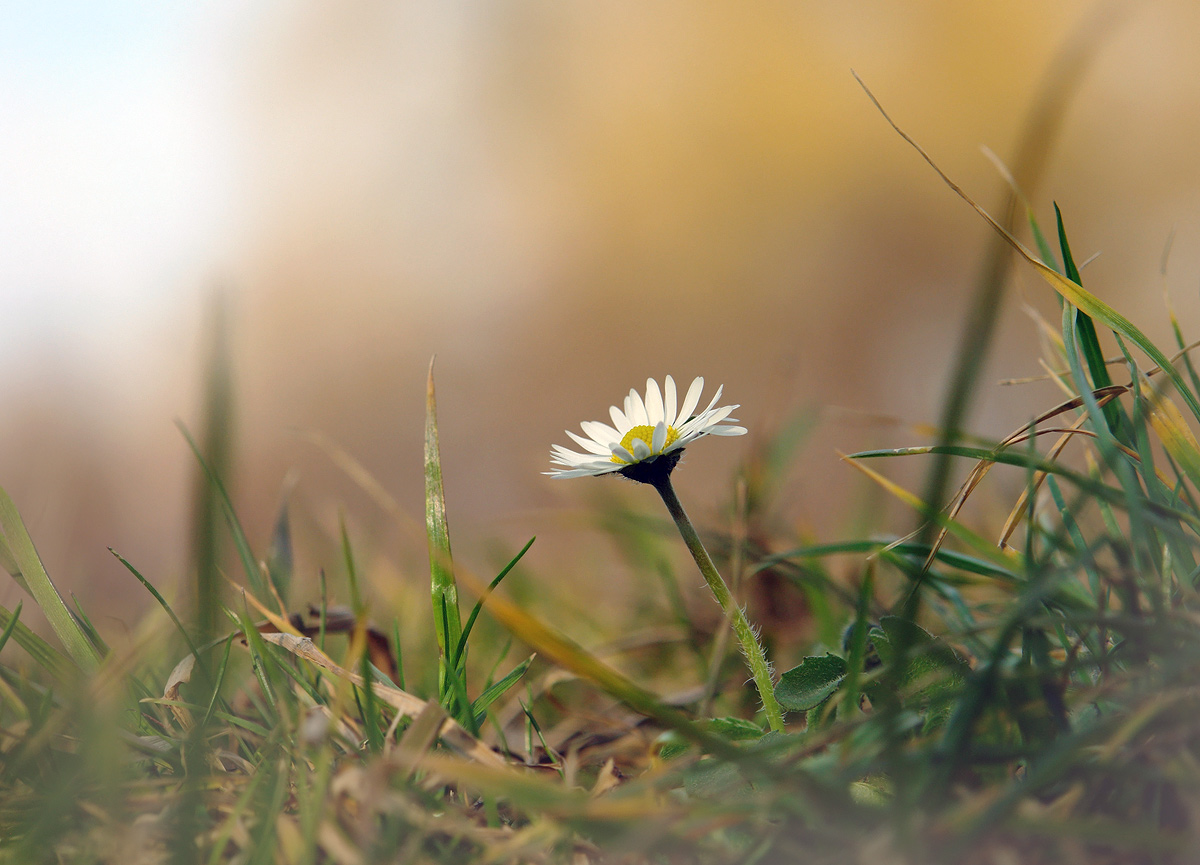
[652,474,785,732]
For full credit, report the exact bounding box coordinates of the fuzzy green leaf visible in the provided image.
[775,654,847,712]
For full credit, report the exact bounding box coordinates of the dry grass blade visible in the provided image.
[927,386,1127,563]
[259,631,507,769]
[854,71,1200,425]
[295,428,409,528]
[1143,378,1200,492]
[162,653,197,729]
[840,451,1017,569]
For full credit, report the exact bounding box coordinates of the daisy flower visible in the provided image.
[544,373,781,729]
[547,375,747,482]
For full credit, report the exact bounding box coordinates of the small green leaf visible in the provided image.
[655,730,692,761]
[707,716,764,742]
[872,617,969,680]
[775,654,847,712]
[870,617,969,730]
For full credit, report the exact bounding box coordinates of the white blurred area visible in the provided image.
[5,1,1200,631]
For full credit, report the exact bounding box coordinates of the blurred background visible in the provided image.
[4,0,1200,644]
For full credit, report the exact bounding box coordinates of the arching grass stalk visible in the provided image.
[649,469,784,732]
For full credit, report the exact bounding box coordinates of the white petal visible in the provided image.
[611,444,636,464]
[548,466,611,479]
[699,404,735,427]
[644,378,664,426]
[550,450,594,467]
[631,437,651,460]
[553,445,606,464]
[627,388,649,426]
[698,383,724,418]
[581,419,620,444]
[566,430,610,455]
[678,376,704,422]
[663,375,678,426]
[705,425,747,436]
[609,404,630,431]
[651,421,667,452]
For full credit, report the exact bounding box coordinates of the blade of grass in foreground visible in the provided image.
[0,603,75,682]
[179,422,267,604]
[425,358,463,692]
[0,486,100,670]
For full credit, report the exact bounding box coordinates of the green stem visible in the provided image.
[652,474,785,732]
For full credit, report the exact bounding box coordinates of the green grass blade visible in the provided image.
[0,605,72,683]
[339,514,364,618]
[266,492,293,607]
[0,601,23,657]
[0,486,99,670]
[452,536,535,672]
[425,358,463,685]
[178,422,267,603]
[0,532,32,597]
[840,562,875,717]
[69,594,108,656]
[390,617,406,692]
[111,547,205,669]
[357,649,384,752]
[438,596,477,734]
[849,446,1200,535]
[1057,205,1130,442]
[471,654,533,723]
[188,296,237,649]
[1027,209,1058,269]
[1055,204,1109,386]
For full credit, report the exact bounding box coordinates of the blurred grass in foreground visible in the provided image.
[6,69,1200,865]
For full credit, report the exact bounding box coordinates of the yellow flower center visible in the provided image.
[611,424,680,464]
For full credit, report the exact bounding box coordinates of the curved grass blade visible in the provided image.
[849,445,1200,535]
[753,540,1020,583]
[1143,380,1200,493]
[0,486,99,670]
[855,74,1200,425]
[0,603,74,681]
[111,547,205,669]
[0,601,23,656]
[265,489,293,607]
[840,453,1020,569]
[1057,205,1132,444]
[471,654,534,724]
[452,536,535,672]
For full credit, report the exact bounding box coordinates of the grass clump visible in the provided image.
[5,116,1200,865]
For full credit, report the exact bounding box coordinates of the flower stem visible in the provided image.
[651,474,785,732]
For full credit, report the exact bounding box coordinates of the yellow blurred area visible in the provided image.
[5,1,1200,641]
